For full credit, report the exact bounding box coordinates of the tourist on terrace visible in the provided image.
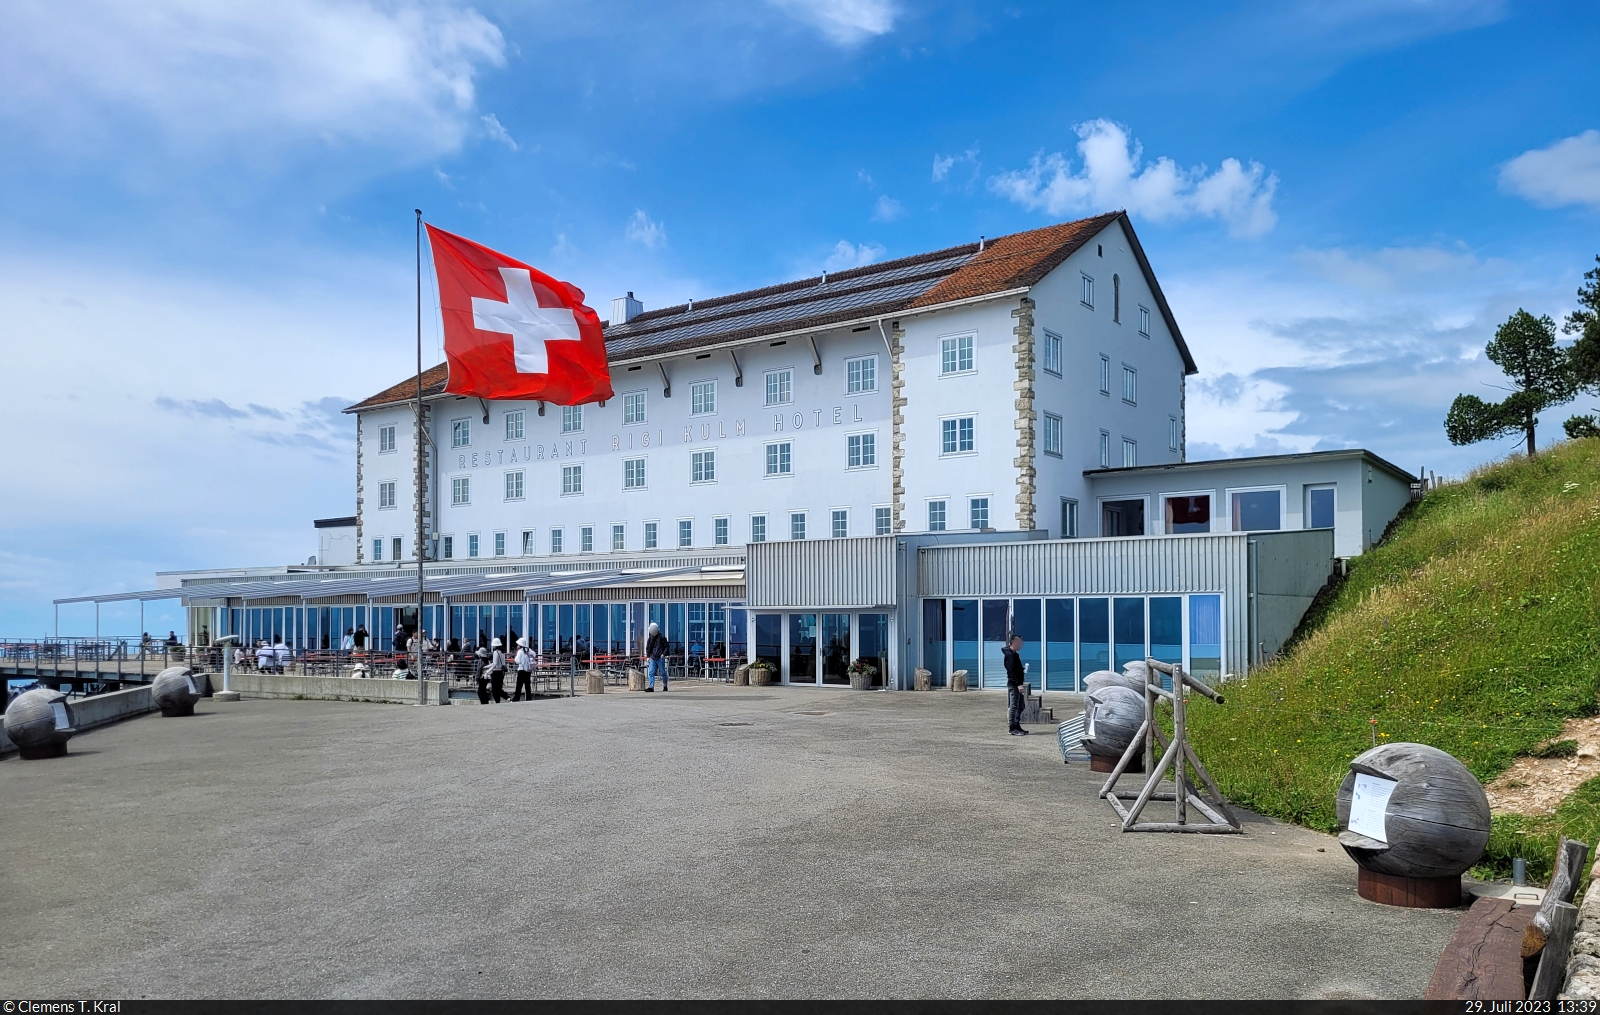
[1005,633,1028,736]
[512,637,534,702]
[254,640,273,673]
[644,622,667,692]
[341,628,355,651]
[472,643,491,704]
[352,625,368,652]
[488,638,508,702]
[273,638,290,674]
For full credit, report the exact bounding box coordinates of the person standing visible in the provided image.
[644,621,668,692]
[472,643,491,704]
[1004,633,1029,736]
[512,637,534,701]
[341,627,355,651]
[352,625,369,652]
[273,637,290,675]
[488,638,509,702]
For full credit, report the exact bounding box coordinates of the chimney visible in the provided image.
[610,291,643,327]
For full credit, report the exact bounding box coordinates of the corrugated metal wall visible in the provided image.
[747,536,897,608]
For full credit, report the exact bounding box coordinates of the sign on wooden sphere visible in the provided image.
[151,666,203,717]
[1336,742,1491,879]
[1082,684,1145,759]
[3,688,77,759]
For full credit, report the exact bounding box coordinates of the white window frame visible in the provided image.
[623,457,646,490]
[714,516,729,545]
[846,430,877,469]
[845,354,878,394]
[1160,490,1216,535]
[452,476,470,506]
[622,390,647,425]
[690,379,717,417]
[468,533,480,558]
[1060,498,1079,539]
[494,531,506,557]
[1122,365,1137,405]
[451,418,471,448]
[691,449,716,484]
[549,528,563,554]
[940,415,976,456]
[521,530,534,555]
[643,520,659,550]
[927,499,947,532]
[372,538,383,562]
[562,464,583,496]
[378,424,397,454]
[1225,484,1288,533]
[1305,484,1337,531]
[1096,495,1150,538]
[1139,305,1151,338]
[1080,273,1094,308]
[1098,355,1111,395]
[561,404,583,433]
[442,535,455,560]
[790,511,806,541]
[1122,438,1137,468]
[392,536,403,561]
[678,519,694,548]
[611,523,626,551]
[1099,431,1111,469]
[765,441,793,477]
[1042,413,1063,457]
[831,509,848,539]
[1042,330,1062,377]
[968,496,990,531]
[874,505,892,536]
[939,332,975,376]
[750,514,767,543]
[505,410,524,441]
[378,481,396,509]
[765,368,794,406]
[505,470,524,501]
[1169,415,1180,452]
[581,525,594,553]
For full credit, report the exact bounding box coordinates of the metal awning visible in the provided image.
[55,564,740,606]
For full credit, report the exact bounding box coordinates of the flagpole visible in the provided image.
[415,208,427,706]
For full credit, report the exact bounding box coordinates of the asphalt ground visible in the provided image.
[0,685,1461,999]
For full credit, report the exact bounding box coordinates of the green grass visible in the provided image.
[1186,438,1600,883]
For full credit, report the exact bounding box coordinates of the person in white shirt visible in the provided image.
[512,637,534,701]
[488,637,508,703]
[255,641,274,672]
[273,638,290,674]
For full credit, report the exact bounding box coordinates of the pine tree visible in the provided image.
[1444,309,1574,456]
[1563,255,1600,439]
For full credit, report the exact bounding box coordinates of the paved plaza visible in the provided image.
[0,686,1459,999]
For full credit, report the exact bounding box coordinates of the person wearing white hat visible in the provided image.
[488,637,509,703]
[644,621,668,692]
[511,637,534,701]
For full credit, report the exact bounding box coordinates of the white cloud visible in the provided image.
[625,209,667,249]
[857,169,875,187]
[481,113,518,151]
[988,119,1279,237]
[767,0,897,45]
[1499,130,1600,209]
[824,240,885,271]
[0,0,506,160]
[932,147,978,183]
[433,167,454,188]
[870,194,905,222]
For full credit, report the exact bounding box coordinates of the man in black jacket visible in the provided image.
[1004,633,1029,736]
[644,622,668,691]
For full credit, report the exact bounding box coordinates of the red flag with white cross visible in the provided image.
[426,224,614,404]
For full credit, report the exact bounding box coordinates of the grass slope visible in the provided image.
[1187,439,1600,882]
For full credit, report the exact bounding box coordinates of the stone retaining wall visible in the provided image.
[224,672,448,705]
[1562,858,1600,1000]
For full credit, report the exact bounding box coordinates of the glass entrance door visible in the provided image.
[787,613,817,684]
[819,613,850,684]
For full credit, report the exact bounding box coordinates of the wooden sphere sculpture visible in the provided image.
[3,687,77,759]
[1336,742,1490,907]
[1082,684,1146,760]
[152,666,202,717]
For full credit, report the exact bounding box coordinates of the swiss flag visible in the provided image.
[426,224,614,404]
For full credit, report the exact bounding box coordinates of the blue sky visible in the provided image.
[2,0,1597,635]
